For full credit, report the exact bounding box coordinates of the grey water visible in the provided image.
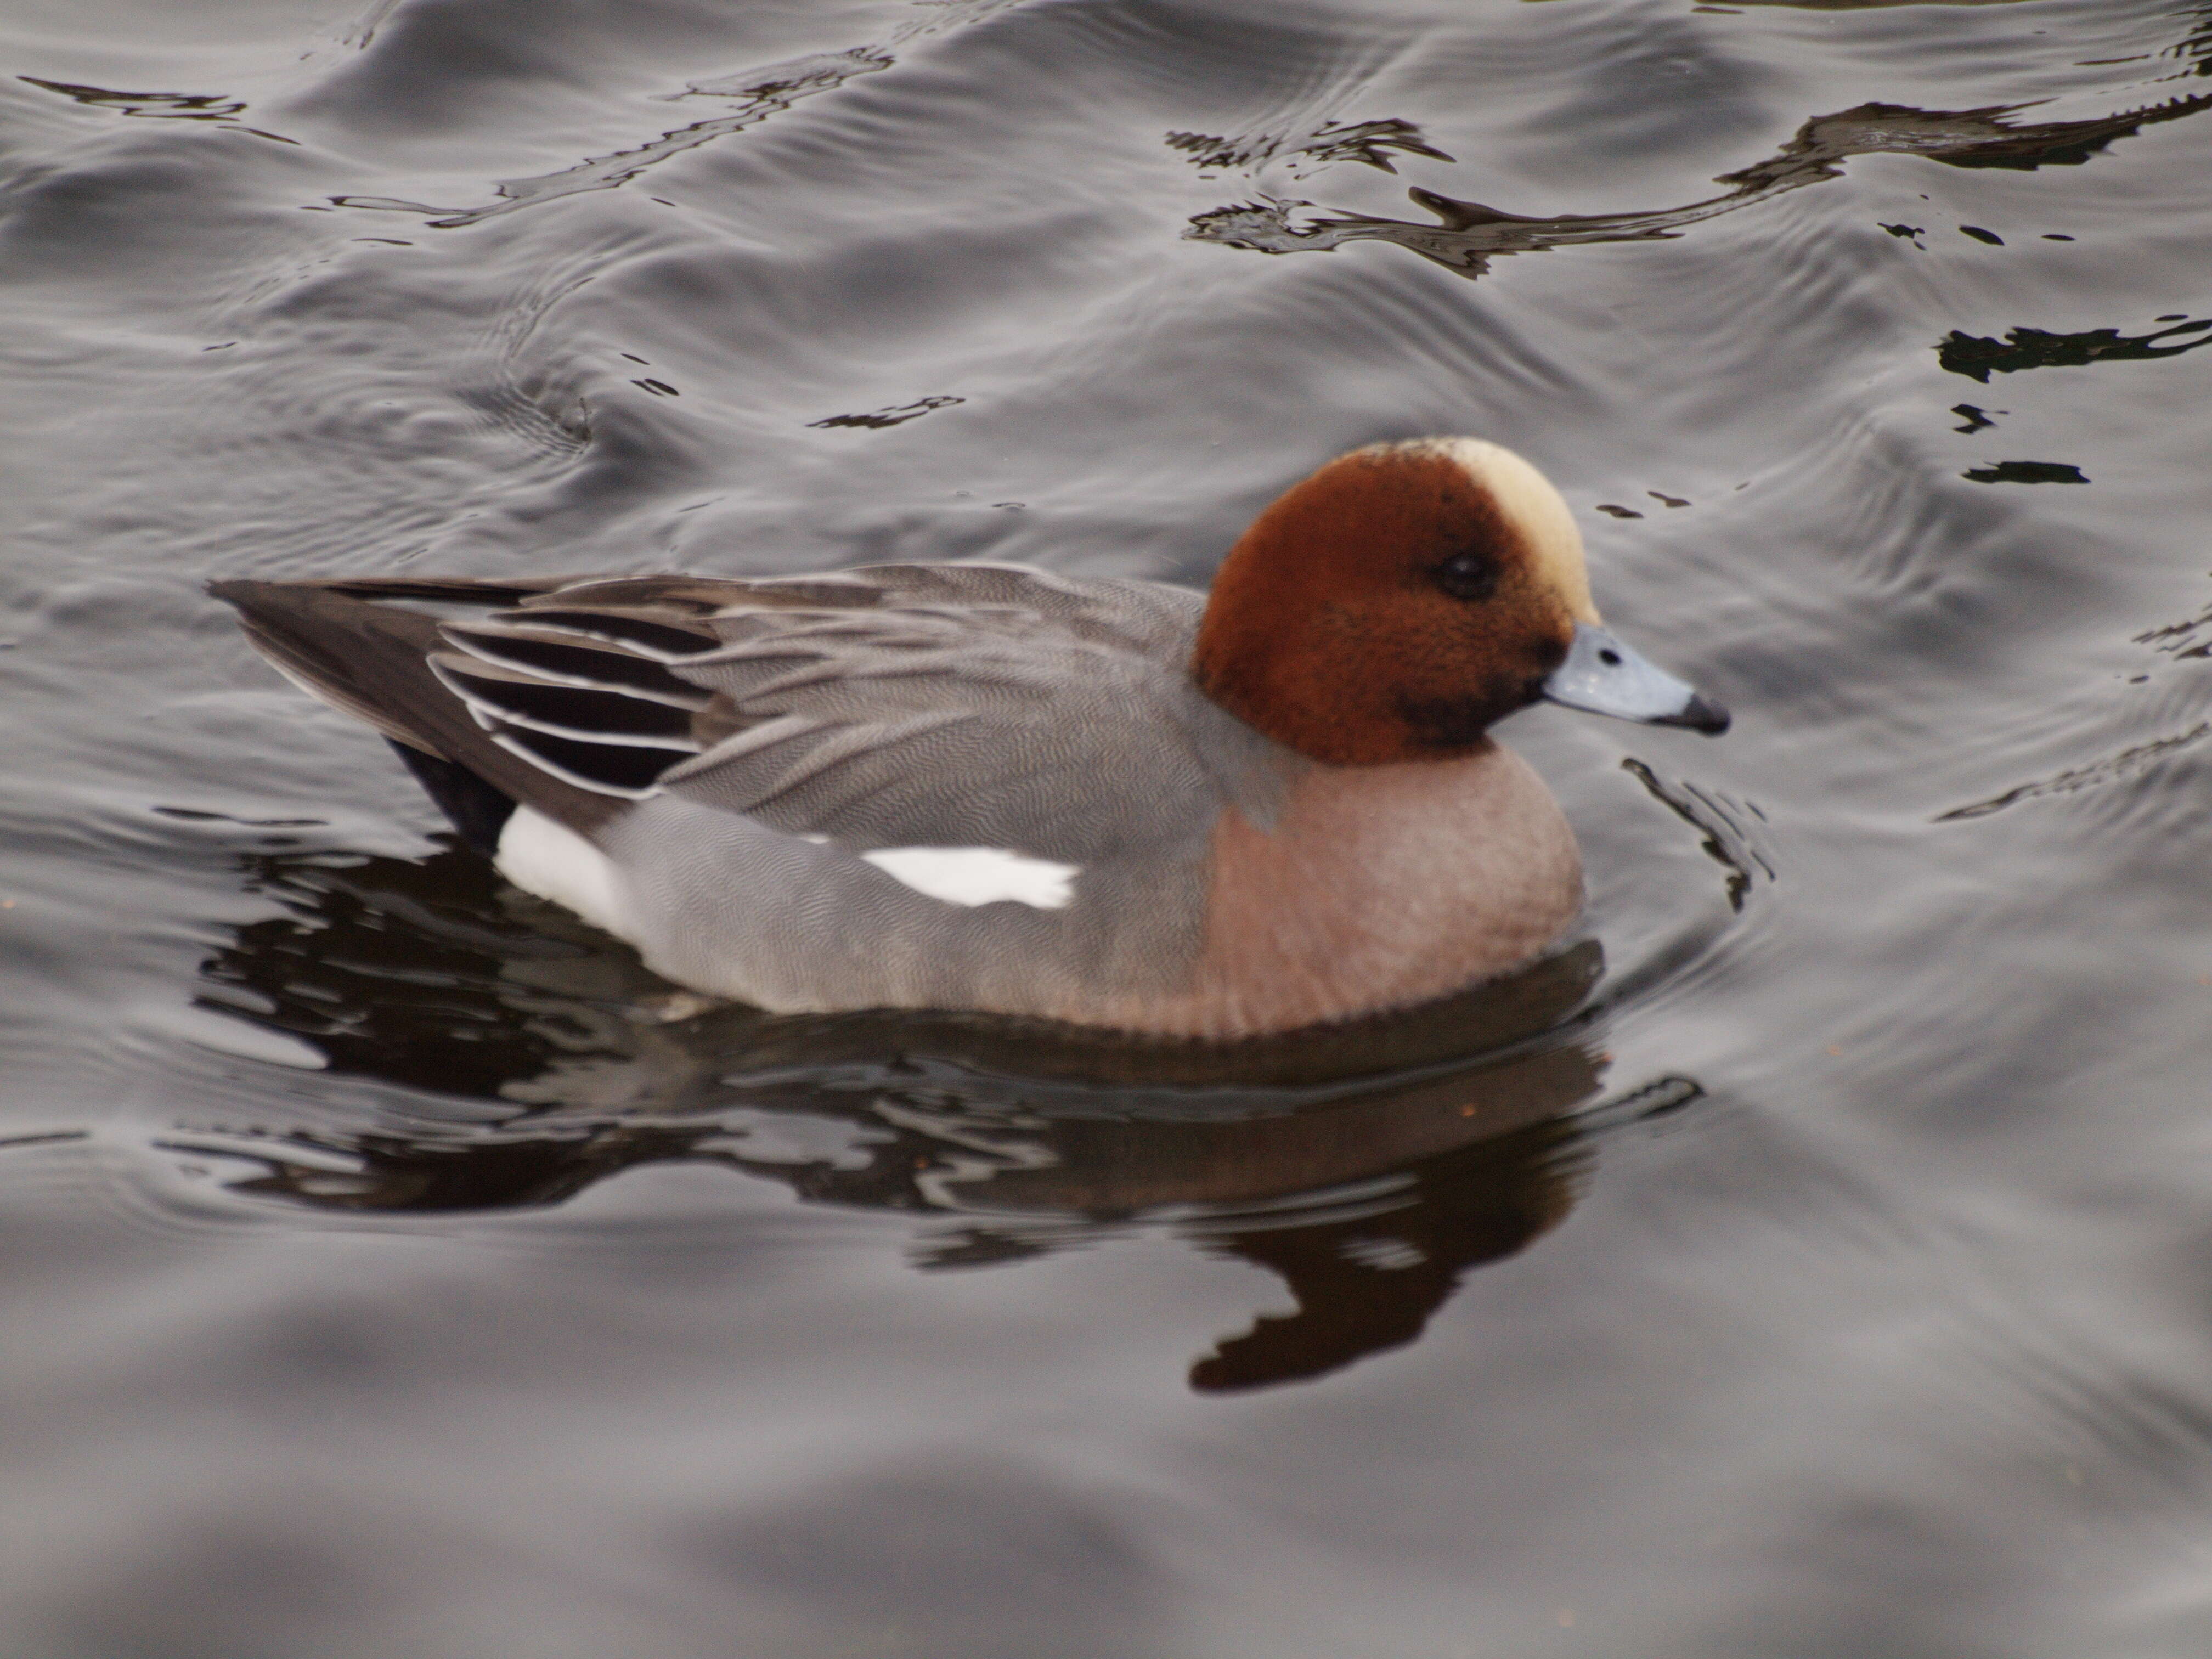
[4,0,2212,1652]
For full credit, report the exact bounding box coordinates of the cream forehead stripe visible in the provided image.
[1405,437,1600,624]
[861,845,1080,909]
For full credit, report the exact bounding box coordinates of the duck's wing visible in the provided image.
[215,566,1239,864]
[657,564,1234,864]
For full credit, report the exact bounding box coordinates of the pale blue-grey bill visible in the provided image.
[1542,623,1730,733]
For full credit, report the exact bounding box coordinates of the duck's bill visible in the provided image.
[1542,623,1730,735]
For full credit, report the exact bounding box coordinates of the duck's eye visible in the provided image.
[1431,552,1496,602]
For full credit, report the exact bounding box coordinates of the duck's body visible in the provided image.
[216,438,1724,1038]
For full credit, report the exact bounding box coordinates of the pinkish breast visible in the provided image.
[1172,740,1583,1036]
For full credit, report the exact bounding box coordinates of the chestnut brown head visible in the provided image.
[1193,439,1726,764]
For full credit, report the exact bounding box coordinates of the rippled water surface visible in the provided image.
[7,0,2212,1651]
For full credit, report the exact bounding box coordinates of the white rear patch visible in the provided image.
[494,806,632,938]
[860,845,1079,909]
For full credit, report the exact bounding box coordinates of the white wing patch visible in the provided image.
[495,806,634,939]
[859,845,1080,909]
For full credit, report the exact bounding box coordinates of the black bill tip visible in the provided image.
[1654,692,1731,736]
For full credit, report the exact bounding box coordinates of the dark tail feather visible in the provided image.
[387,740,515,856]
[210,579,620,844]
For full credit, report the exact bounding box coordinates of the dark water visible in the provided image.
[5,0,2212,1651]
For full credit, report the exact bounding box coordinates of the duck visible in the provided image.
[213,437,1727,1039]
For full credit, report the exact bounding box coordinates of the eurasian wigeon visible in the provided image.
[213,437,1727,1039]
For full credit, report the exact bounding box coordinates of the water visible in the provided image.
[4,0,2211,1651]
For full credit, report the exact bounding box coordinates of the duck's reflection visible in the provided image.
[194,842,1628,1392]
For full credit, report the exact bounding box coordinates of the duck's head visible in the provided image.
[1193,437,1729,765]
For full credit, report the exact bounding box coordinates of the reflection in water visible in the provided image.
[320,0,2212,293]
[19,75,297,144]
[334,47,892,228]
[1622,760,1774,916]
[1935,721,2211,823]
[183,843,1677,1392]
[1166,118,1453,180]
[21,77,246,122]
[1938,317,2212,382]
[332,0,1026,229]
[1960,460,2087,486]
[1187,96,2212,280]
[1718,0,2124,8]
[1174,1108,1586,1392]
[808,394,966,431]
